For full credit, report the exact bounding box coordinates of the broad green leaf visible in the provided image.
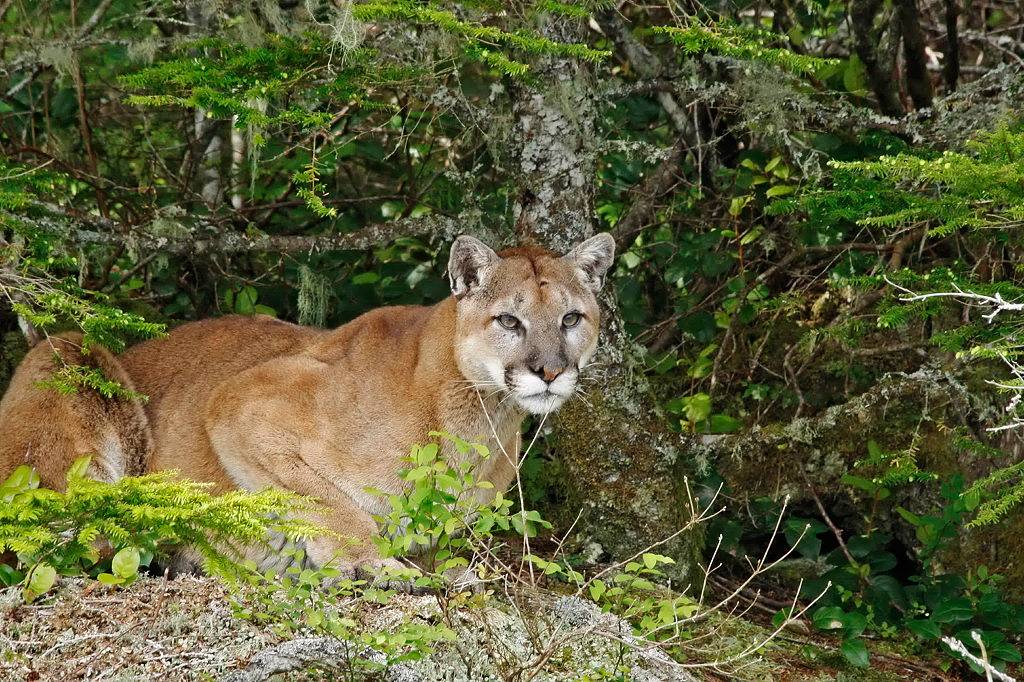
[66,456,92,483]
[840,637,869,667]
[765,183,795,198]
[111,547,141,579]
[906,618,941,640]
[28,563,57,596]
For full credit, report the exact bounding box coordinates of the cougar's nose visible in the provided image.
[529,365,564,383]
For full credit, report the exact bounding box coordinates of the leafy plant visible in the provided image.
[790,446,1024,673]
[0,457,320,601]
[233,546,454,675]
[371,432,554,579]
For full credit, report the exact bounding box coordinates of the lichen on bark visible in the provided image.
[508,16,704,582]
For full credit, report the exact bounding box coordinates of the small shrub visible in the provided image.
[0,456,320,601]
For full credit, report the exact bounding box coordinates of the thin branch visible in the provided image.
[5,0,115,98]
[611,136,688,248]
[941,632,1014,682]
[4,203,471,256]
[803,474,857,567]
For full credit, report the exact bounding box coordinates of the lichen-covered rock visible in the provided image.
[703,365,1024,598]
[0,576,704,681]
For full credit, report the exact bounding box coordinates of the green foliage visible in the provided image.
[10,290,164,353]
[586,554,699,640]
[353,1,610,77]
[233,547,454,674]
[1,161,165,354]
[780,125,1024,236]
[121,33,394,130]
[788,448,1024,673]
[648,23,838,76]
[965,458,1024,528]
[5,0,1024,675]
[372,432,552,575]
[36,362,144,401]
[0,457,320,602]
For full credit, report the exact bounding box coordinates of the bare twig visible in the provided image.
[941,632,1015,682]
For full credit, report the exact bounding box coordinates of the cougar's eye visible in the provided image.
[496,313,521,330]
[562,311,582,329]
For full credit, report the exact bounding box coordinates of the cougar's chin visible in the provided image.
[514,391,569,415]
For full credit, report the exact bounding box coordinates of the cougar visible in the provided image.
[0,233,615,573]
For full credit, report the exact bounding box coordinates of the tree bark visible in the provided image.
[896,0,934,109]
[943,0,961,93]
[510,15,702,583]
[851,0,905,117]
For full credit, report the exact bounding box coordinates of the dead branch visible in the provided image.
[3,203,471,256]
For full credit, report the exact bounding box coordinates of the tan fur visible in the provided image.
[0,333,151,489]
[0,235,615,570]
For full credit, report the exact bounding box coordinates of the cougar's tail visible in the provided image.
[0,333,152,490]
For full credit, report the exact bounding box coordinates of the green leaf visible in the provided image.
[351,272,380,285]
[840,610,867,638]
[27,563,57,597]
[812,606,846,631]
[840,475,878,495]
[895,506,922,526]
[843,54,869,95]
[234,286,258,315]
[0,564,24,586]
[3,465,40,492]
[840,637,869,668]
[728,196,751,217]
[906,618,941,640]
[765,184,795,198]
[707,413,741,433]
[683,393,712,423]
[933,597,973,624]
[111,547,141,579]
[66,455,92,483]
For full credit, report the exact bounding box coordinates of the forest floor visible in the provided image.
[0,573,973,681]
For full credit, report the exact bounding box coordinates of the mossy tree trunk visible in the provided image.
[507,15,703,584]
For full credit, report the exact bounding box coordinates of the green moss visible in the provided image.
[550,387,704,584]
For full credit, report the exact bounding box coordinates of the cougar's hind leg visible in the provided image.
[0,332,152,490]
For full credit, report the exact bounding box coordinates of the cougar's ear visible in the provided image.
[448,235,499,299]
[564,233,615,293]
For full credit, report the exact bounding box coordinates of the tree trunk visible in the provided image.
[509,15,702,584]
[896,0,934,110]
[851,0,905,118]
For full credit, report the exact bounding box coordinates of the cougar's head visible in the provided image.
[448,233,615,415]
